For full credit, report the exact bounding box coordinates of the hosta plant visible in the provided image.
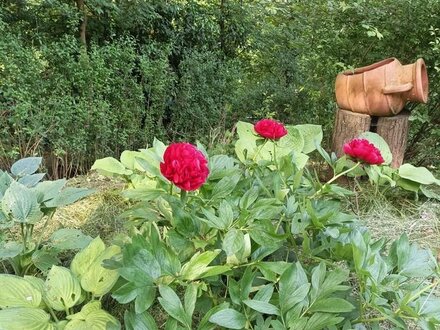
[0,157,94,275]
[92,120,440,329]
[0,237,120,330]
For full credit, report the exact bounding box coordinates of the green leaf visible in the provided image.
[71,236,105,278]
[243,299,280,315]
[18,173,46,187]
[49,229,92,251]
[124,310,158,330]
[239,186,259,210]
[254,284,274,303]
[211,174,240,200]
[135,286,157,314]
[218,200,234,229]
[45,266,82,311]
[305,313,344,330]
[91,157,133,177]
[11,157,42,177]
[0,274,42,308]
[0,241,23,259]
[181,250,221,281]
[294,124,323,154]
[2,181,43,224]
[80,245,121,297]
[33,179,67,204]
[358,132,392,164]
[209,308,247,329]
[32,249,60,272]
[309,298,355,313]
[45,187,95,208]
[65,301,121,329]
[184,283,198,318]
[398,164,440,185]
[158,285,191,328]
[0,307,51,330]
[223,229,244,257]
[279,263,310,313]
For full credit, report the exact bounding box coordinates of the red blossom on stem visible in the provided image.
[254,119,288,140]
[160,143,209,191]
[343,139,384,165]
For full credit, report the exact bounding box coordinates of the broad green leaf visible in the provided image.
[0,307,51,330]
[223,229,244,257]
[80,245,121,297]
[158,285,191,328]
[218,200,234,229]
[198,302,230,330]
[0,274,42,308]
[254,284,274,303]
[124,310,158,330]
[135,286,156,314]
[2,181,43,224]
[211,174,240,200]
[279,263,310,313]
[91,157,133,177]
[358,132,392,164]
[18,173,46,187]
[120,150,143,170]
[11,157,42,177]
[398,164,440,186]
[209,308,247,329]
[33,179,67,204]
[308,298,355,313]
[45,266,82,311]
[294,124,323,153]
[239,186,259,210]
[71,237,106,278]
[0,241,23,259]
[181,250,221,281]
[243,299,280,315]
[45,187,95,208]
[396,178,421,192]
[49,229,92,251]
[65,301,120,329]
[32,249,60,272]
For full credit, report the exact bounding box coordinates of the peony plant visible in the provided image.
[88,120,440,329]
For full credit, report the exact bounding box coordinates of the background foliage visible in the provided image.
[1,0,439,176]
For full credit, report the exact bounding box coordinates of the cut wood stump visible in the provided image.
[377,110,410,168]
[332,108,410,168]
[332,108,371,157]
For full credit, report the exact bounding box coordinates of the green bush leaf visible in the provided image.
[243,299,280,315]
[45,266,82,311]
[0,274,42,308]
[294,124,323,154]
[71,237,106,278]
[398,164,440,186]
[308,298,355,313]
[11,157,42,177]
[180,250,221,281]
[66,301,120,329]
[158,285,191,328]
[2,181,43,224]
[209,308,247,329]
[223,229,244,257]
[279,263,310,313]
[124,310,158,330]
[0,307,51,330]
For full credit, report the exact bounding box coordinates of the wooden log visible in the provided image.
[332,108,371,157]
[376,110,410,168]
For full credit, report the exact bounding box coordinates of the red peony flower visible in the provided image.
[254,119,288,140]
[160,142,209,191]
[343,139,384,165]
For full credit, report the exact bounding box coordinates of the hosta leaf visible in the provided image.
[80,245,121,297]
[124,310,158,330]
[0,241,23,259]
[209,308,247,329]
[91,157,133,177]
[0,307,51,330]
[45,187,95,208]
[18,173,46,187]
[32,249,60,272]
[11,157,42,177]
[49,229,92,251]
[399,164,440,186]
[65,301,120,329]
[71,237,106,278]
[32,179,67,204]
[0,274,42,308]
[2,181,43,224]
[45,266,81,311]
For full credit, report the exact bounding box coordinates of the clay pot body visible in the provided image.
[335,58,428,116]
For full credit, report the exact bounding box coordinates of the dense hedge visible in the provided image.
[1,1,439,176]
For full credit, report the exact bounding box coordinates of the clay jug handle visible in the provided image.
[383,82,413,94]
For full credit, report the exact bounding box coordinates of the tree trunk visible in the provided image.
[332,108,371,157]
[377,110,410,168]
[76,0,87,48]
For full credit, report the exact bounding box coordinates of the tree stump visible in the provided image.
[331,108,410,168]
[377,110,410,168]
[332,108,371,157]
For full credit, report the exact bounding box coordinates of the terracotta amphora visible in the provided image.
[335,58,428,116]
